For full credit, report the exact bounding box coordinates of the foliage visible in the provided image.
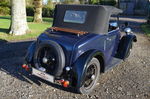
[26,6,54,17]
[141,24,150,37]
[62,0,75,4]
[0,7,10,15]
[0,0,10,7]
[47,0,54,8]
[147,16,150,24]
[42,6,54,17]
[26,0,34,6]
[26,6,34,16]
[79,0,85,4]
[0,16,53,41]
[94,0,116,6]
[88,0,99,4]
[0,0,10,15]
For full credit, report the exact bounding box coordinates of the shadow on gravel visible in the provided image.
[0,40,77,93]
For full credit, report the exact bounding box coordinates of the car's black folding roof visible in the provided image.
[53,4,122,34]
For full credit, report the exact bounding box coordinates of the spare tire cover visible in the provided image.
[33,40,65,77]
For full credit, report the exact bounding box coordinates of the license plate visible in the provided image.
[32,68,54,83]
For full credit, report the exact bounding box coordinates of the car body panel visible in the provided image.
[26,28,121,71]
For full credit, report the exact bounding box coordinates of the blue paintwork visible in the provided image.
[34,28,120,68]
[26,28,121,70]
[25,27,136,87]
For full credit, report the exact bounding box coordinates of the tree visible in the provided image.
[33,0,43,23]
[26,0,34,6]
[9,0,29,35]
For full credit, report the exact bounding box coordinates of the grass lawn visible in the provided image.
[0,16,53,41]
[141,24,150,37]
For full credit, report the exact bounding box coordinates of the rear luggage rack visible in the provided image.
[50,27,88,35]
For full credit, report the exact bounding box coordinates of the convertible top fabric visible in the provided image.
[53,4,122,34]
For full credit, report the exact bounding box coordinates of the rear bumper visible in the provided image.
[22,64,71,88]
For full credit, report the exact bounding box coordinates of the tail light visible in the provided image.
[22,64,30,71]
[58,79,70,88]
[63,81,69,88]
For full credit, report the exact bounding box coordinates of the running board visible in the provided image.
[104,57,123,72]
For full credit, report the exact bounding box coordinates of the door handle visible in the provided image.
[106,38,112,41]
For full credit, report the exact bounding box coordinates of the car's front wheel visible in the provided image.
[124,42,133,59]
[78,57,100,94]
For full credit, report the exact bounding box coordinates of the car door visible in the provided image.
[104,29,121,67]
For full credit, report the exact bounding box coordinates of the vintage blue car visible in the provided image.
[23,4,137,94]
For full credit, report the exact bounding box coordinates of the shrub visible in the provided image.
[26,6,54,17]
[94,0,116,6]
[100,0,116,6]
[0,0,10,15]
[88,0,98,4]
[0,6,10,15]
[62,0,75,4]
[42,6,54,17]
[26,6,34,16]
[147,16,150,24]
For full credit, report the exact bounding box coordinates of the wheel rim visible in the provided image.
[83,63,98,90]
[37,46,58,74]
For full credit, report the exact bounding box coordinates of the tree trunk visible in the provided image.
[9,0,29,35]
[33,0,43,23]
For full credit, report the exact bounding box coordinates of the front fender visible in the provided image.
[71,50,102,88]
[127,33,137,42]
[25,41,36,63]
[116,33,137,59]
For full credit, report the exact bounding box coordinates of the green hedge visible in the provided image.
[26,6,54,17]
[26,6,34,16]
[94,0,116,6]
[0,6,10,15]
[0,0,10,15]
[42,7,54,17]
[0,6,54,17]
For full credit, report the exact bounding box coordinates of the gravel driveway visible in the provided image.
[0,17,149,99]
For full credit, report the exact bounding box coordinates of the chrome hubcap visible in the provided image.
[91,75,95,80]
[42,57,48,64]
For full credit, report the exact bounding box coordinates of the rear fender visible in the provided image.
[116,34,137,59]
[71,50,103,88]
[25,42,36,63]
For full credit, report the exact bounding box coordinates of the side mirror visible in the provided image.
[124,28,132,34]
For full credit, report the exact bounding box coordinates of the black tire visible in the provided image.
[33,40,65,77]
[124,42,133,59]
[78,57,100,95]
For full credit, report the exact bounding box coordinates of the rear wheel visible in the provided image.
[78,58,100,94]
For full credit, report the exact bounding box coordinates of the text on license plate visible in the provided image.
[32,68,54,83]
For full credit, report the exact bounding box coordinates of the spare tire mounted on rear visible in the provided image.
[33,41,65,77]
